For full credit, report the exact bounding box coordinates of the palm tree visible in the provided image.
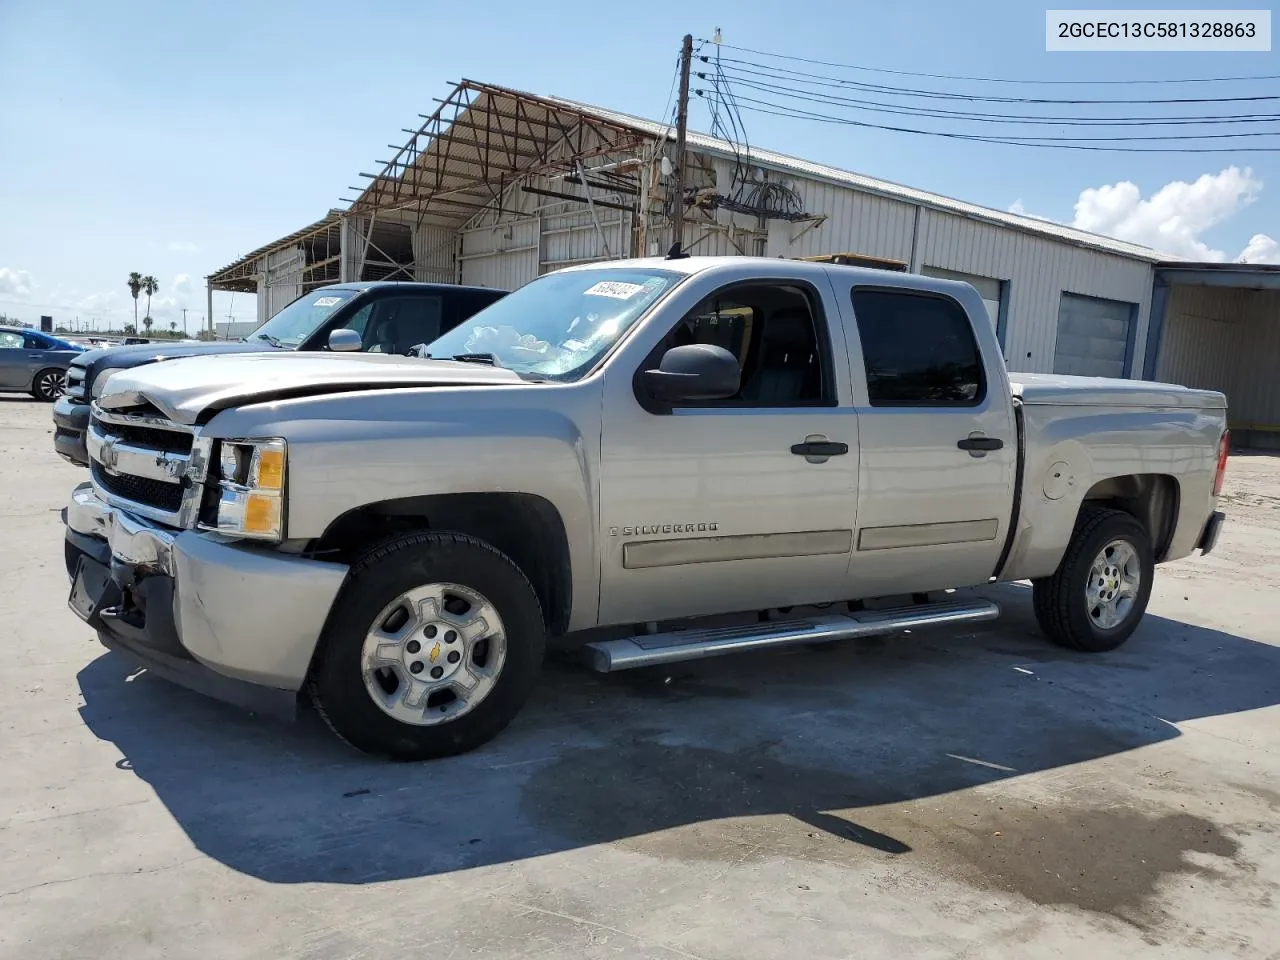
[143,315,154,335]
[142,276,158,321]
[169,321,177,336]
[127,272,143,328]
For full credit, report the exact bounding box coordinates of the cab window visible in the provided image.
[656,283,831,407]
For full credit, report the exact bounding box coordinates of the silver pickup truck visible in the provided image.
[61,256,1229,760]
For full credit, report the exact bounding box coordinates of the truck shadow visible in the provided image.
[76,582,1280,886]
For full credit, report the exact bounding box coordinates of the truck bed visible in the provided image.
[1009,372,1227,411]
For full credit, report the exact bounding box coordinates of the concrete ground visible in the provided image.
[1,396,1278,960]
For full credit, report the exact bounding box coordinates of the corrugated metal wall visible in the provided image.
[1156,284,1280,444]
[256,245,305,322]
[761,176,1154,374]
[768,177,915,263]
[1235,290,1280,431]
[1155,285,1250,392]
[459,218,540,290]
[540,209,631,272]
[412,225,457,283]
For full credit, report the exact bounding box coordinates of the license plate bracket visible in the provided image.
[68,557,113,625]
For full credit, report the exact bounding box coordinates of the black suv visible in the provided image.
[53,281,507,466]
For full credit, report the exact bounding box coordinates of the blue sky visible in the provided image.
[1,0,1277,331]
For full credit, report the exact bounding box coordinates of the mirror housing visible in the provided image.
[642,344,740,403]
[328,328,362,352]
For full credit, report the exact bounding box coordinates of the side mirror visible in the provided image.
[328,328,362,352]
[642,343,740,403]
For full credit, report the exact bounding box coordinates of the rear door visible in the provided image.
[364,294,445,354]
[839,280,1017,597]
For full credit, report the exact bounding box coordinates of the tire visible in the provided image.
[1032,506,1154,653]
[31,368,65,402]
[308,531,546,760]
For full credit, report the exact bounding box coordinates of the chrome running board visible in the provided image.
[584,599,1000,672]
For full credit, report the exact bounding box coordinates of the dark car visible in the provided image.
[53,280,507,465]
[0,326,86,402]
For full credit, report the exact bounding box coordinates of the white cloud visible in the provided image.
[1012,167,1272,262]
[1236,233,1280,264]
[1071,166,1262,261]
[151,273,197,314]
[0,267,34,297]
[168,241,200,253]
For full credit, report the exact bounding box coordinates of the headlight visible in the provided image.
[213,438,286,541]
[90,367,126,398]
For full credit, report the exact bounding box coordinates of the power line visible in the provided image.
[708,71,1280,127]
[709,79,1280,139]
[705,91,1280,153]
[700,40,1280,86]
[708,55,1280,105]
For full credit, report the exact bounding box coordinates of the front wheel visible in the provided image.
[1032,506,1154,652]
[31,368,65,402]
[308,531,546,760]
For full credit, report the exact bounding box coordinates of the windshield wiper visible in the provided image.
[250,333,286,348]
[446,352,499,366]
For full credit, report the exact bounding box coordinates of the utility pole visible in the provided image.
[181,307,188,335]
[672,33,694,252]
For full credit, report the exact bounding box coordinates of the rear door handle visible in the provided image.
[957,437,1004,451]
[791,441,849,457]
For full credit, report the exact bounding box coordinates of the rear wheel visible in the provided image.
[1032,507,1154,652]
[31,368,65,402]
[308,531,545,760]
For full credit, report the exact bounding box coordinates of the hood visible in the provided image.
[96,350,528,424]
[73,339,282,376]
[1009,372,1227,410]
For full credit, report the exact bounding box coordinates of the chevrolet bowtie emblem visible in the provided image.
[99,437,119,473]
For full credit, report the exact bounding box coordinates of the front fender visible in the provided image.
[204,383,603,630]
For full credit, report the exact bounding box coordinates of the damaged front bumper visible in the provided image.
[63,483,349,719]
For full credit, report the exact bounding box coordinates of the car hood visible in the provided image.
[73,339,282,378]
[95,351,529,424]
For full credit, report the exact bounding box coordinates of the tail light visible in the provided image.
[1212,430,1230,497]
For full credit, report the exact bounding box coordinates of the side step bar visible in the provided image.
[584,599,1000,672]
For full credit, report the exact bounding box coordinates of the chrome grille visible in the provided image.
[92,464,185,512]
[87,403,211,528]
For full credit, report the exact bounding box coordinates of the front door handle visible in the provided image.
[957,437,1004,451]
[791,441,849,457]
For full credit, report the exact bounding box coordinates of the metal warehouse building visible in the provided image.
[206,79,1279,446]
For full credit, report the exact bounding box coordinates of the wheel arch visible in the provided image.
[312,491,573,636]
[1079,473,1180,561]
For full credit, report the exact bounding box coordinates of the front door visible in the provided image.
[839,283,1017,598]
[597,275,860,626]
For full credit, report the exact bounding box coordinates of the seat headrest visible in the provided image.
[762,310,814,351]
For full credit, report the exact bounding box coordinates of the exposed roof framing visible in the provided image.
[346,80,651,227]
[207,212,343,292]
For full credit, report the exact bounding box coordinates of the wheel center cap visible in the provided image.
[403,622,462,679]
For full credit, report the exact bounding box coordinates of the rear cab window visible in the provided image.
[849,287,985,406]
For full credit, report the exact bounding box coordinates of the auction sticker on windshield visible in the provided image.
[312,296,343,308]
[583,281,645,300]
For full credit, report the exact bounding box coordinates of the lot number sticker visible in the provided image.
[313,296,342,308]
[583,281,645,300]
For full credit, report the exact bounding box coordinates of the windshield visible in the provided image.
[425,268,683,381]
[247,289,357,347]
